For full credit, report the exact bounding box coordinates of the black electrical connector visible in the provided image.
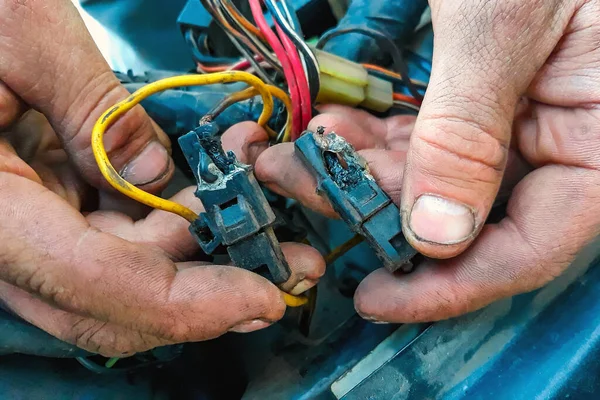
[295,128,417,273]
[178,122,291,284]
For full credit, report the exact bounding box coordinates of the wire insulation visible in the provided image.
[249,0,302,138]
[275,22,311,131]
[264,0,321,103]
[325,235,364,265]
[363,63,428,90]
[92,72,274,222]
[317,26,423,101]
[204,85,293,142]
[283,292,309,307]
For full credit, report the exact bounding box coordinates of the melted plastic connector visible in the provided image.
[295,128,417,273]
[178,122,291,284]
[314,49,393,112]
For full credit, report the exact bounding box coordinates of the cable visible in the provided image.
[222,0,265,40]
[105,357,120,368]
[325,235,364,265]
[279,0,303,35]
[214,0,282,74]
[92,72,274,223]
[283,292,309,307]
[274,23,311,132]
[249,0,302,139]
[204,85,293,142]
[392,92,421,107]
[197,61,232,73]
[76,357,163,375]
[363,63,428,90]
[317,26,423,101]
[184,29,240,66]
[392,100,420,113]
[199,0,281,75]
[93,72,306,307]
[264,0,321,103]
[225,31,276,85]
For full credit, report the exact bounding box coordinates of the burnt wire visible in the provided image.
[316,26,424,101]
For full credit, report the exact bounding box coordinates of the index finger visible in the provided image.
[0,172,286,342]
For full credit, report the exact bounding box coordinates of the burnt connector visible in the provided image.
[295,128,417,272]
[178,122,291,284]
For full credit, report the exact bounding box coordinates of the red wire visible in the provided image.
[249,0,302,138]
[393,92,422,107]
[275,22,311,134]
[229,59,251,71]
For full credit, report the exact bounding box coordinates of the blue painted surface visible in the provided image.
[339,244,600,399]
[80,0,191,71]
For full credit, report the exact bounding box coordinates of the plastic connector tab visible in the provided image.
[360,74,394,113]
[295,128,417,272]
[314,49,393,112]
[178,122,291,284]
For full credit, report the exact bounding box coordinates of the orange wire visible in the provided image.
[363,63,429,89]
[196,62,231,73]
[223,0,265,41]
[393,92,422,107]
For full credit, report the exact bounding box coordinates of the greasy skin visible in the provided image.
[246,0,600,323]
[0,0,324,357]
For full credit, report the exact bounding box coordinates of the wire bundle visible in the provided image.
[194,0,320,140]
[91,2,430,307]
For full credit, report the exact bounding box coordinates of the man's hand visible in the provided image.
[0,0,324,357]
[248,0,600,323]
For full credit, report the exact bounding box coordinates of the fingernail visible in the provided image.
[229,320,272,333]
[121,141,170,186]
[290,279,317,296]
[408,194,475,245]
[359,314,390,325]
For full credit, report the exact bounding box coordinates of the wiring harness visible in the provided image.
[92,0,428,312]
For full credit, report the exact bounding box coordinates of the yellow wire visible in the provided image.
[283,292,309,307]
[91,72,307,307]
[221,85,292,142]
[92,72,274,222]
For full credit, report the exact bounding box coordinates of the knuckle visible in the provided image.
[64,318,153,357]
[151,317,190,343]
[415,94,509,191]
[59,70,121,145]
[412,132,506,191]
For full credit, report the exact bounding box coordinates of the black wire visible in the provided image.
[199,0,282,75]
[184,29,239,65]
[263,0,321,103]
[215,0,282,72]
[317,26,423,101]
[366,68,428,91]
